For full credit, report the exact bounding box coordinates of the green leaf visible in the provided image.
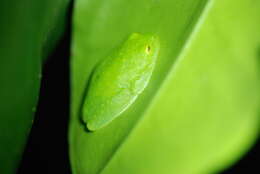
[70,0,260,173]
[69,0,210,173]
[0,0,69,173]
[100,1,260,173]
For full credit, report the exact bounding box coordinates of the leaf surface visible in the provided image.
[0,0,69,173]
[70,0,210,173]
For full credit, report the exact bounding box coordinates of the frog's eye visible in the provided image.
[146,45,151,54]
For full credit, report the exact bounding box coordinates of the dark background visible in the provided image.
[17,5,259,174]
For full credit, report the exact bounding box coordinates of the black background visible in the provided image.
[17,3,259,174]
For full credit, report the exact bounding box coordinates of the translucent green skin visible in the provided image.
[82,33,160,131]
